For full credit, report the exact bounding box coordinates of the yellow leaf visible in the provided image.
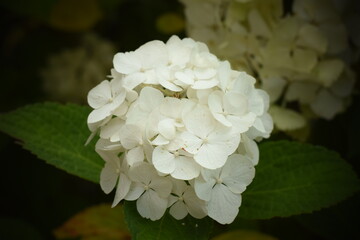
[54,204,130,240]
[212,230,278,240]
[49,0,102,31]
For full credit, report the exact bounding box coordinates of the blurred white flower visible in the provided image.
[88,35,272,223]
[181,0,356,136]
[42,34,116,103]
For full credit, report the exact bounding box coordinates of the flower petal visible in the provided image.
[87,80,112,109]
[112,173,132,207]
[152,146,176,174]
[100,160,119,194]
[170,201,188,220]
[172,156,201,180]
[137,190,168,220]
[207,184,241,224]
[221,154,255,194]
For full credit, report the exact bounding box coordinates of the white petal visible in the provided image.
[112,173,132,207]
[137,40,168,69]
[88,80,112,109]
[100,118,124,141]
[237,134,259,165]
[221,154,255,194]
[113,52,141,74]
[207,184,241,224]
[192,78,219,89]
[150,177,172,198]
[151,135,170,146]
[170,201,188,220]
[137,190,168,220]
[184,104,215,139]
[181,131,203,154]
[172,156,201,180]
[126,146,144,166]
[175,71,194,85]
[183,188,207,219]
[100,161,119,194]
[138,87,164,112]
[194,178,216,201]
[120,124,142,149]
[158,118,176,140]
[128,163,155,184]
[87,104,114,124]
[125,183,144,201]
[195,143,229,169]
[123,72,146,90]
[152,146,176,174]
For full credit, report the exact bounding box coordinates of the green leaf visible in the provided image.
[0,102,102,183]
[123,201,213,240]
[54,204,130,240]
[239,141,360,219]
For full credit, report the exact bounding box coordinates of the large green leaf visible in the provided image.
[239,141,360,219]
[123,201,213,240]
[0,102,102,183]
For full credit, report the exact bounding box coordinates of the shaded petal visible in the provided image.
[183,188,207,219]
[100,161,119,194]
[128,163,155,184]
[221,154,255,194]
[170,201,188,220]
[112,173,132,207]
[137,190,168,220]
[194,178,216,201]
[150,177,172,198]
[207,184,241,224]
[125,182,144,201]
[237,134,259,165]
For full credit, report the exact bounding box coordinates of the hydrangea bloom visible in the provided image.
[181,0,356,137]
[87,35,272,224]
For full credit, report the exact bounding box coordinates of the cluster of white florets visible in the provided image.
[87,35,272,224]
[42,34,115,104]
[181,0,356,134]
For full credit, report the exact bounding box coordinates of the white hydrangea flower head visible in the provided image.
[181,0,356,136]
[87,35,272,224]
[42,34,116,103]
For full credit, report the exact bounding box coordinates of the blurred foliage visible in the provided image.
[211,230,277,240]
[54,204,130,240]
